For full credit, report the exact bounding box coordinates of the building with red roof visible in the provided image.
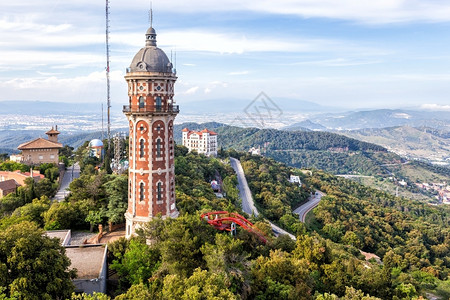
[182,128,218,156]
[16,126,62,165]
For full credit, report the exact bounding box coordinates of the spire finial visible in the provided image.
[145,3,157,47]
[149,2,153,27]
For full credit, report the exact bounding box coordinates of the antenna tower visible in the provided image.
[105,0,111,151]
[113,132,122,174]
[112,132,128,174]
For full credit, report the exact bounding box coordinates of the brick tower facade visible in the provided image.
[123,25,179,238]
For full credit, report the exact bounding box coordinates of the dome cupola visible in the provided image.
[128,26,173,73]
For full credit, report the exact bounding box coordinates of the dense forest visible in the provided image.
[1,141,449,299]
[214,127,387,153]
[267,150,392,175]
[238,153,450,299]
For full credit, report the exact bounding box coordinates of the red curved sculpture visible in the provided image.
[200,211,267,243]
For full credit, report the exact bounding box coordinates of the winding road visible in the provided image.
[293,191,324,222]
[230,157,296,240]
[230,157,326,241]
[230,157,259,217]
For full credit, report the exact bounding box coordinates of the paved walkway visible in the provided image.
[53,162,80,201]
[98,230,126,244]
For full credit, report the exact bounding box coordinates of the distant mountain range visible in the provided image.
[308,109,450,130]
[1,100,449,166]
[178,97,334,114]
[0,100,103,115]
[341,126,450,164]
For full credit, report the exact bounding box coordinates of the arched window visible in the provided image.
[140,139,144,158]
[155,96,162,110]
[156,139,161,157]
[157,182,162,201]
[139,96,145,108]
[139,182,144,201]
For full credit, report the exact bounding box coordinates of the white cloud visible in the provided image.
[113,0,450,24]
[228,71,249,75]
[289,58,383,67]
[420,104,450,111]
[0,70,123,90]
[183,86,199,95]
[0,50,105,71]
[7,0,450,25]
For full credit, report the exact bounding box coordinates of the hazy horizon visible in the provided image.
[1,1,450,111]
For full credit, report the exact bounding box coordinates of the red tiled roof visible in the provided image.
[45,128,60,135]
[23,172,45,179]
[18,138,62,150]
[183,128,217,138]
[0,179,19,191]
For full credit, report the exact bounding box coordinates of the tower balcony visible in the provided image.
[123,105,179,114]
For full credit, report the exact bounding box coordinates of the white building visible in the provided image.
[289,175,302,187]
[182,128,218,156]
[248,147,261,156]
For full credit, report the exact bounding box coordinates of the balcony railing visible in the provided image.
[123,105,179,113]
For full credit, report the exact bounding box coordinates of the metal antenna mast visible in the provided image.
[101,103,104,142]
[106,0,111,151]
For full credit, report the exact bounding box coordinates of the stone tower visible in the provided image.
[123,24,179,238]
[45,126,60,143]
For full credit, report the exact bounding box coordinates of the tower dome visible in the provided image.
[89,139,103,148]
[128,27,173,73]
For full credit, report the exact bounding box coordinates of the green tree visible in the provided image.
[110,239,161,285]
[138,214,216,278]
[12,196,50,226]
[201,234,250,294]
[85,210,103,232]
[71,292,110,299]
[0,221,76,299]
[162,268,237,300]
[251,249,314,299]
[0,161,29,172]
[60,145,74,158]
[44,201,90,230]
[35,178,57,198]
[103,174,128,224]
[114,283,154,300]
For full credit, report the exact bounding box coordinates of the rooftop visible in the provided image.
[128,26,173,74]
[183,128,218,137]
[18,137,62,150]
[45,127,60,135]
[65,245,107,279]
[46,230,71,246]
[0,179,19,191]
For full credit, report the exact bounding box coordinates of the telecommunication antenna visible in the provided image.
[101,103,104,142]
[112,132,128,174]
[105,0,111,151]
[113,132,122,174]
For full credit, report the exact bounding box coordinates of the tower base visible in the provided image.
[125,210,179,239]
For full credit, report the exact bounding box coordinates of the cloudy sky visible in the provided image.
[1,0,450,113]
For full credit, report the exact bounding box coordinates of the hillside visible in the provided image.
[176,123,449,203]
[212,126,386,152]
[341,126,450,165]
[309,109,450,130]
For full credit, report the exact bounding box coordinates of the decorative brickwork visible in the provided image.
[123,25,179,238]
